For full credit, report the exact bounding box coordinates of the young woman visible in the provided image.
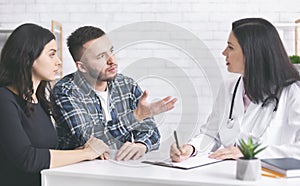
[170,18,300,162]
[0,23,110,186]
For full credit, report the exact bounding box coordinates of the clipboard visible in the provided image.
[142,154,223,170]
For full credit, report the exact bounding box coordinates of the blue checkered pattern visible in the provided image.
[51,72,160,152]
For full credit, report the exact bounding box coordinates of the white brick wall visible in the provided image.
[1,0,300,153]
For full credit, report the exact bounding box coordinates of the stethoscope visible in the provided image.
[226,77,242,129]
[226,76,279,129]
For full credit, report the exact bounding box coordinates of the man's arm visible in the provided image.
[52,88,100,149]
[113,82,161,152]
[114,78,177,161]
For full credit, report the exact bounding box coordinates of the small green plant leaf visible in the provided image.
[237,137,267,159]
[254,146,267,157]
[289,55,300,64]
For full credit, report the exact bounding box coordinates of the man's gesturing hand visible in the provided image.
[134,90,177,121]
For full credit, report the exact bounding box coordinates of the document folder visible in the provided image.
[142,154,222,170]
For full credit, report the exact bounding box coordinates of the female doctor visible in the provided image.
[170,18,300,162]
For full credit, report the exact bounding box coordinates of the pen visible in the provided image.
[261,173,278,178]
[173,130,180,150]
[261,167,285,178]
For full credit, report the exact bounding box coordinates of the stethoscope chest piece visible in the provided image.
[227,118,234,129]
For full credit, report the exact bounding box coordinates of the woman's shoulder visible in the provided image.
[0,87,18,102]
[284,81,300,92]
[281,81,300,101]
[0,87,15,96]
[0,87,25,116]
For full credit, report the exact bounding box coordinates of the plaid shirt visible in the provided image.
[51,72,160,152]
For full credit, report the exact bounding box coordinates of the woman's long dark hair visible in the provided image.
[232,18,300,106]
[0,23,55,116]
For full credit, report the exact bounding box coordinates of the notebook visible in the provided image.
[142,154,222,170]
[261,158,300,178]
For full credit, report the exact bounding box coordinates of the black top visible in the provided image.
[0,87,58,186]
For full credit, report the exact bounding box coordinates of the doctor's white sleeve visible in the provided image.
[258,82,300,159]
[188,80,229,155]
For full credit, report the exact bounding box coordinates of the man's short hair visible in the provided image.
[67,26,105,62]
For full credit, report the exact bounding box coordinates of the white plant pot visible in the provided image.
[236,158,261,181]
[294,64,300,72]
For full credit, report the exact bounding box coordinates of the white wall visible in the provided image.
[1,0,300,154]
[1,0,300,74]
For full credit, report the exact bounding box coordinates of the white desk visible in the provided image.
[41,158,300,186]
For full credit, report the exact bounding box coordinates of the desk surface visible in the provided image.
[42,157,299,186]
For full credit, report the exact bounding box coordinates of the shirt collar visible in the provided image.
[74,71,117,96]
[73,71,95,95]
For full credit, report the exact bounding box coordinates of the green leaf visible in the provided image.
[237,137,267,159]
[254,146,267,157]
[289,55,300,64]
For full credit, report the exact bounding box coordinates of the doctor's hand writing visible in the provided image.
[170,143,194,162]
[134,90,177,121]
[208,146,242,160]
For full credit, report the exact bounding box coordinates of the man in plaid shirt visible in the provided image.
[52,26,177,161]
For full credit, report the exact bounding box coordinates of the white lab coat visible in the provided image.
[189,77,300,158]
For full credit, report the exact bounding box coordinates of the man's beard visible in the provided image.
[88,67,116,82]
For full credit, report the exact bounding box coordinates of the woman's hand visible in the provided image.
[170,143,194,162]
[208,146,242,160]
[84,137,110,160]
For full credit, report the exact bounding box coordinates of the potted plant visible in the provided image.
[289,55,300,71]
[236,138,267,181]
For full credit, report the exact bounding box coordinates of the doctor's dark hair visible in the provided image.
[67,26,105,62]
[232,18,300,105]
[0,23,55,116]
